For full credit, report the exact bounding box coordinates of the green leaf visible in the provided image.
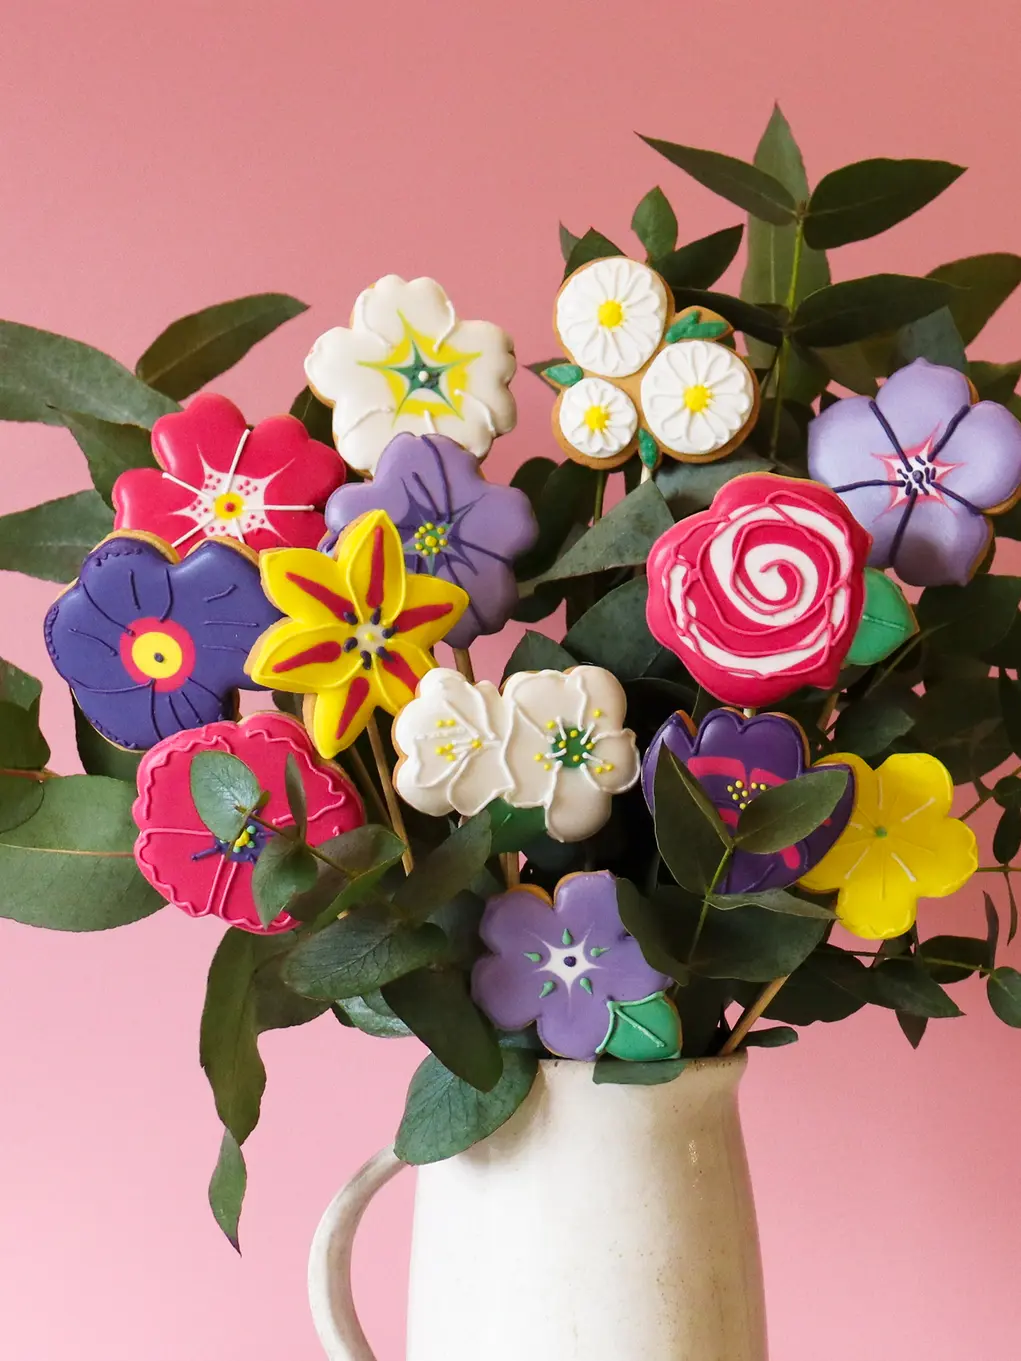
[928,253,1021,346]
[897,1011,928,1048]
[289,386,335,444]
[73,705,142,781]
[283,753,307,836]
[994,775,1021,809]
[987,966,1021,1026]
[663,310,730,342]
[652,749,731,894]
[317,825,409,919]
[252,950,330,1033]
[0,658,41,711]
[0,774,44,833]
[486,799,548,854]
[711,887,835,920]
[803,158,965,249]
[917,575,1021,654]
[919,934,989,984]
[666,289,784,346]
[284,904,446,1000]
[541,362,584,387]
[683,894,827,982]
[0,491,113,582]
[992,807,1021,866]
[384,966,503,1090]
[136,293,308,400]
[846,569,917,666]
[395,1050,538,1164]
[603,994,681,1062]
[791,276,955,348]
[199,929,272,1144]
[390,813,492,924]
[564,229,623,278]
[56,410,154,506]
[513,460,598,580]
[334,991,412,1039]
[0,321,177,427]
[834,694,915,760]
[541,482,673,582]
[559,223,580,263]
[189,751,263,843]
[869,957,962,1018]
[654,454,773,519]
[748,946,868,1024]
[501,631,576,682]
[593,1057,688,1085]
[740,1025,799,1048]
[250,836,316,927]
[654,226,744,291]
[208,1130,247,1254]
[734,768,848,853]
[563,576,660,679]
[970,360,1021,405]
[890,307,966,374]
[0,700,49,769]
[639,136,797,225]
[1001,672,1021,761]
[0,775,163,930]
[631,187,677,260]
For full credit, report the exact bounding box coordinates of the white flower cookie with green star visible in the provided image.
[305,275,517,476]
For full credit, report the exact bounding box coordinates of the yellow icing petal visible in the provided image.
[246,621,360,694]
[310,671,385,758]
[888,815,978,900]
[338,510,408,625]
[259,547,356,626]
[875,752,954,826]
[372,641,435,715]
[390,571,469,651]
[835,864,920,941]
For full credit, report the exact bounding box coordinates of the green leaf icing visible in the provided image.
[638,429,659,469]
[542,362,584,387]
[664,310,730,342]
[846,568,918,666]
[601,993,681,1062]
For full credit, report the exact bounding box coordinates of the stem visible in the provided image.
[719,975,790,1055]
[343,745,392,829]
[366,716,414,873]
[0,767,55,781]
[639,461,654,485]
[592,470,606,522]
[249,813,351,877]
[687,848,733,964]
[961,765,1021,821]
[452,648,475,683]
[978,865,1021,874]
[768,216,805,461]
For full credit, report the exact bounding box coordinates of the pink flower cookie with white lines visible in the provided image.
[113,393,346,554]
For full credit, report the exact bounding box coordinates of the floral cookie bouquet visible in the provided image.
[5,112,1021,1251]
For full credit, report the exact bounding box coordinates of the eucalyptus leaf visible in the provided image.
[289,386,335,444]
[653,748,731,894]
[632,187,677,260]
[0,658,41,711]
[593,1057,688,1085]
[319,825,410,919]
[988,966,1021,1026]
[74,705,142,781]
[540,482,673,581]
[918,935,989,984]
[890,307,966,374]
[654,226,744,292]
[639,137,797,225]
[390,813,492,924]
[564,229,623,278]
[1001,672,1021,761]
[0,491,113,582]
[992,807,1021,866]
[734,768,848,853]
[487,799,548,854]
[710,887,835,920]
[803,158,965,249]
[395,1050,538,1164]
[56,410,154,506]
[927,253,1021,346]
[741,1025,799,1048]
[834,694,915,759]
[791,276,955,348]
[513,460,598,581]
[136,293,308,399]
[502,631,576,682]
[869,957,962,1018]
[917,575,1021,654]
[334,992,412,1039]
[0,774,44,834]
[250,836,316,927]
[654,455,773,519]
[208,1130,246,1253]
[189,751,263,843]
[680,891,827,982]
[665,289,784,345]
[750,946,869,1025]
[384,967,503,1091]
[897,1012,928,1049]
[0,701,50,770]
[199,928,272,1144]
[563,577,660,679]
[284,753,307,836]
[559,223,580,263]
[283,903,446,1000]
[969,360,1021,405]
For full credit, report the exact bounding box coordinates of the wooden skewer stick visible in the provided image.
[366,715,414,873]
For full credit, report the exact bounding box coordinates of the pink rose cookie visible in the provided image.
[646,474,871,708]
[133,711,364,934]
[113,393,345,553]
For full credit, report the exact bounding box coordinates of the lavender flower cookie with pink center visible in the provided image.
[808,358,1021,586]
[471,871,680,1062]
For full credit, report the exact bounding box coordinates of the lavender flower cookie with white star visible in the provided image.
[808,358,1021,587]
[320,433,538,648]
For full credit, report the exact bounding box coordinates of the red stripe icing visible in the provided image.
[392,602,452,633]
[286,572,354,620]
[366,526,386,609]
[335,676,371,741]
[379,649,422,697]
[273,639,344,672]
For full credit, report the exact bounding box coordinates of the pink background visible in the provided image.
[2,1,1020,1356]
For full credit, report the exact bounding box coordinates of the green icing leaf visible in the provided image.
[602,994,681,1062]
[638,429,659,468]
[664,310,730,342]
[542,362,584,387]
[846,568,918,666]
[395,1050,539,1164]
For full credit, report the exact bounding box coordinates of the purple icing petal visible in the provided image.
[478,887,561,955]
[890,497,992,587]
[941,401,1021,509]
[535,984,615,1061]
[471,952,546,1032]
[808,392,896,489]
[77,535,173,626]
[874,359,972,452]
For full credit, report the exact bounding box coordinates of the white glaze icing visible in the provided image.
[556,258,668,378]
[558,377,638,459]
[305,275,517,476]
[640,340,754,457]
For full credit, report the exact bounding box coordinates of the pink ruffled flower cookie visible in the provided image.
[133,711,364,934]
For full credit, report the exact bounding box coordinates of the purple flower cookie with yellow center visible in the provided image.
[642,707,854,895]
[44,533,280,751]
[320,432,538,648]
[808,358,1021,587]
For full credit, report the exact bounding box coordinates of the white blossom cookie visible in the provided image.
[502,666,640,842]
[393,668,513,818]
[557,377,639,463]
[305,275,517,476]
[555,257,668,379]
[640,338,756,461]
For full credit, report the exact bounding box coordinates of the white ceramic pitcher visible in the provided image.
[308,1053,767,1361]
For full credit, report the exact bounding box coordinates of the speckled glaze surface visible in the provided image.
[309,1054,766,1361]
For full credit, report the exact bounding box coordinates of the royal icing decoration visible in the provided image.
[808,358,1021,587]
[546,257,760,470]
[44,533,280,751]
[501,667,640,843]
[133,712,364,934]
[113,393,345,553]
[304,275,517,476]
[392,668,512,818]
[642,708,854,894]
[246,510,468,758]
[471,871,679,1062]
[799,752,977,940]
[645,473,871,708]
[321,433,538,648]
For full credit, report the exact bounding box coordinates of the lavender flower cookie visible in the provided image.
[808,358,1021,586]
[471,871,680,1062]
[320,433,538,648]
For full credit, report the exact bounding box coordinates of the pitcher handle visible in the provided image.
[308,1145,407,1360]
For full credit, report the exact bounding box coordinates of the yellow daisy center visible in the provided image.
[214,491,245,520]
[597,299,625,329]
[583,404,611,432]
[683,383,713,413]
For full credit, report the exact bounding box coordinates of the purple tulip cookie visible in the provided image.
[471,871,680,1062]
[642,707,854,896]
[808,358,1021,587]
[320,432,538,649]
[44,532,281,751]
